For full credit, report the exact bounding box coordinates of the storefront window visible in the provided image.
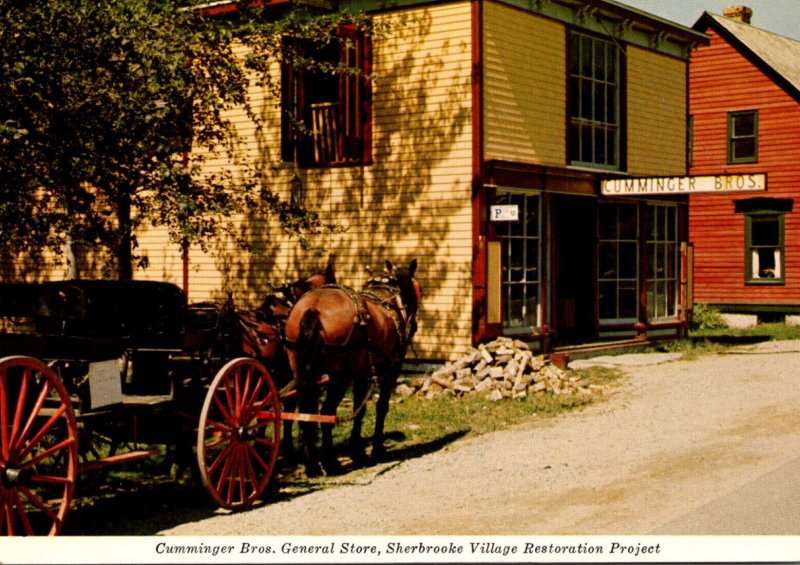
[598,203,638,321]
[494,191,541,332]
[646,203,679,320]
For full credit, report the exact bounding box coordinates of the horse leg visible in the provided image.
[349,376,369,467]
[297,379,323,478]
[319,379,347,475]
[268,358,299,465]
[280,395,298,464]
[371,364,400,462]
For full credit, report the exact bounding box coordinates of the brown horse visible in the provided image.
[284,259,421,477]
[181,254,337,467]
[237,254,337,459]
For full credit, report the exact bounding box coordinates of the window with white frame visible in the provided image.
[494,191,542,331]
[646,203,679,320]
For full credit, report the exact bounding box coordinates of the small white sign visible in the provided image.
[490,204,519,221]
[88,359,123,408]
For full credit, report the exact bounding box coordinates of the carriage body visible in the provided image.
[0,280,205,416]
[0,280,283,535]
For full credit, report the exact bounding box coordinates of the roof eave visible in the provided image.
[694,12,800,104]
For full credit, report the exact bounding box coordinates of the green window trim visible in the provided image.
[744,211,784,285]
[568,31,621,171]
[727,110,758,164]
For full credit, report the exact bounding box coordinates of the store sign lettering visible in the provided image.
[601,173,766,195]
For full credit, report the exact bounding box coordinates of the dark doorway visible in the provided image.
[552,195,596,344]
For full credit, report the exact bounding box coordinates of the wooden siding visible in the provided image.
[135,2,476,360]
[483,1,566,166]
[627,46,687,176]
[0,249,69,282]
[689,26,800,307]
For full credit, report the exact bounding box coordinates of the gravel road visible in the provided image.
[159,340,800,536]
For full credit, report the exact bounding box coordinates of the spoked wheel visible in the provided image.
[197,358,280,510]
[0,356,78,536]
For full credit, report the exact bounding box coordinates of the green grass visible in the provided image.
[644,321,800,360]
[331,366,625,457]
[692,322,800,340]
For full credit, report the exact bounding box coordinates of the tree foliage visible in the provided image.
[0,0,373,278]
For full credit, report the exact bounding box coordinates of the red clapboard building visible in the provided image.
[689,6,800,325]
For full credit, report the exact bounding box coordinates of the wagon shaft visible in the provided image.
[77,448,161,474]
[277,412,338,425]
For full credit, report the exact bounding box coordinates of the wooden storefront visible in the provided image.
[3,0,709,360]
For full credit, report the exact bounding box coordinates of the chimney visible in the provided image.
[723,5,753,24]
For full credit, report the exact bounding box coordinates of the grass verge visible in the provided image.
[331,365,626,458]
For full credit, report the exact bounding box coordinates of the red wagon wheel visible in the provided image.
[197,357,280,509]
[0,356,78,536]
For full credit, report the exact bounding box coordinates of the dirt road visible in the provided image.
[159,341,800,536]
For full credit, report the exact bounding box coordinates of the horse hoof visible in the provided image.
[323,459,344,476]
[304,463,324,478]
[281,445,300,464]
[350,451,368,468]
[371,446,388,462]
[170,463,196,486]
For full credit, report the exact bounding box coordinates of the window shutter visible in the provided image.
[338,25,364,161]
[281,47,302,163]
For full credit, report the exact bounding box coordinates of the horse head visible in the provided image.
[257,254,337,320]
[382,259,421,342]
[289,253,337,300]
[386,259,420,312]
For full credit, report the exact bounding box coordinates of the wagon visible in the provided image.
[0,279,335,536]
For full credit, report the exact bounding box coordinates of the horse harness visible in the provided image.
[236,309,282,360]
[324,278,414,353]
[315,280,414,419]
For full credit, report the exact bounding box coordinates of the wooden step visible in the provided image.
[552,338,652,360]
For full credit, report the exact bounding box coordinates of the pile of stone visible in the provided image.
[396,337,602,401]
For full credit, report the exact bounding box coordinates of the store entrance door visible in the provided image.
[552,195,596,344]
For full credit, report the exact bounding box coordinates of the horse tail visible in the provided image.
[297,308,325,382]
[295,308,326,476]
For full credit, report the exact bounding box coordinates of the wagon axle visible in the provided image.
[236,426,257,440]
[2,466,33,487]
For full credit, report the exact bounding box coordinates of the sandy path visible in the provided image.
[159,342,800,535]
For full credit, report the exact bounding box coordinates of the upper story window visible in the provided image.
[281,25,371,167]
[728,110,758,164]
[568,31,621,170]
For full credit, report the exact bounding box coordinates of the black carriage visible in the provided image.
[0,279,288,535]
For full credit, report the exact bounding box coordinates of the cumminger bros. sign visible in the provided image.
[602,173,766,195]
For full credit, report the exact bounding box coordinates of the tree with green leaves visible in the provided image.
[0,0,373,279]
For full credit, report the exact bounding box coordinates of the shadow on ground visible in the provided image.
[61,430,469,535]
